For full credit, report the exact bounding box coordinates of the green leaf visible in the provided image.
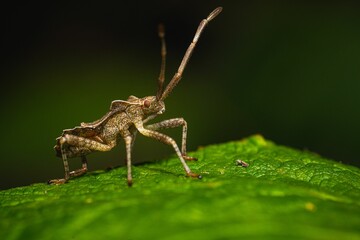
[1,135,359,239]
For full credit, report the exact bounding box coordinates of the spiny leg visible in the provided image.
[137,126,201,179]
[145,118,196,161]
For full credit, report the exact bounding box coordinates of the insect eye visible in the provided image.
[143,100,151,108]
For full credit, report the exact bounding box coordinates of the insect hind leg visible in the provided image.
[49,133,113,185]
[49,155,88,185]
[48,137,71,184]
[69,156,88,177]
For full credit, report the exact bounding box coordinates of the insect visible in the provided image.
[235,160,249,168]
[49,7,222,186]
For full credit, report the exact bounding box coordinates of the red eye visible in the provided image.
[143,100,151,108]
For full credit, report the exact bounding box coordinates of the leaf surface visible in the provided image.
[1,135,359,239]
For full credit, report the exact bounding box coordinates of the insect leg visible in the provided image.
[63,134,116,152]
[124,135,133,186]
[49,135,115,185]
[145,118,197,161]
[130,131,137,149]
[69,156,88,177]
[137,126,201,179]
[48,138,71,184]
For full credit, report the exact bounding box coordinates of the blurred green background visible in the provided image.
[1,1,359,190]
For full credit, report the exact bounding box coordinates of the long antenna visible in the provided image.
[156,24,167,100]
[160,7,222,101]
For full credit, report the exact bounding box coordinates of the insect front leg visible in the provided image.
[49,134,116,185]
[145,118,197,161]
[136,125,201,179]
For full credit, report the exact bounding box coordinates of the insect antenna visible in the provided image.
[156,23,167,100]
[160,7,222,101]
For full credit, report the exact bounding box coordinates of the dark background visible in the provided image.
[1,1,359,190]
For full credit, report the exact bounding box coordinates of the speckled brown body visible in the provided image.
[49,7,222,186]
[54,96,162,159]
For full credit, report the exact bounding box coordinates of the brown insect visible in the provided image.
[49,7,222,186]
[235,160,249,168]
